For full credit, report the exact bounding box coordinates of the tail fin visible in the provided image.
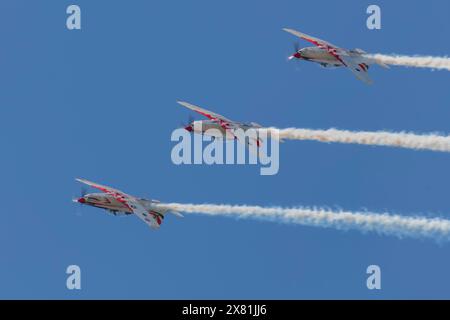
[360,54,390,69]
[376,61,390,69]
[170,211,184,218]
[250,122,263,128]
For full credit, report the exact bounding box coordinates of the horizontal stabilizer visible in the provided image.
[171,211,184,218]
[377,61,390,69]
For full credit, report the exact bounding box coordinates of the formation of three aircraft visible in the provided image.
[75,28,389,229]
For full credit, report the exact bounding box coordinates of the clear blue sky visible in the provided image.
[1,0,450,299]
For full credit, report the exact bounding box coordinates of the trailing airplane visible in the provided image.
[73,178,182,229]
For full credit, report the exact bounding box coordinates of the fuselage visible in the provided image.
[185,120,262,140]
[292,46,371,72]
[77,193,159,216]
[294,46,344,67]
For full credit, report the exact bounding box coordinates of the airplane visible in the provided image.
[178,101,264,148]
[283,28,389,84]
[73,178,183,229]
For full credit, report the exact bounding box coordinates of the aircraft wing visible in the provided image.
[177,100,241,136]
[282,28,347,66]
[76,178,132,204]
[339,55,373,85]
[75,178,162,229]
[177,101,234,124]
[283,28,339,48]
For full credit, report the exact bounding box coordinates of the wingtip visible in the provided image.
[172,211,184,218]
[177,100,200,110]
[75,178,93,185]
[282,28,297,34]
[177,100,189,107]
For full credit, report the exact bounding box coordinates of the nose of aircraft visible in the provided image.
[289,52,302,60]
[77,197,86,204]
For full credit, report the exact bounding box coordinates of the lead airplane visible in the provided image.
[283,28,389,84]
[178,101,264,148]
[73,178,183,229]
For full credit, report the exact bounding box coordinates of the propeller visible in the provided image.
[288,42,301,61]
[180,115,195,130]
[80,186,87,198]
[72,185,88,216]
[288,43,303,72]
[72,186,88,203]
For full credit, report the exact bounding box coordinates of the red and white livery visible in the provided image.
[283,28,389,84]
[178,101,263,148]
[74,178,182,229]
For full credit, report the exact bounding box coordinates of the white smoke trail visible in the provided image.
[366,53,450,71]
[159,203,450,241]
[261,127,450,153]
